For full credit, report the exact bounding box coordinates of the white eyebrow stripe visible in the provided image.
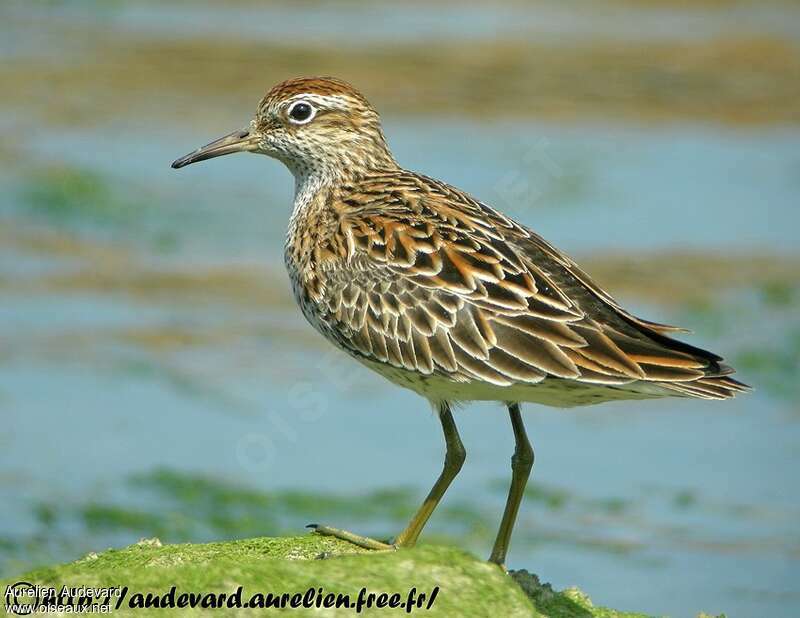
[286,93,351,111]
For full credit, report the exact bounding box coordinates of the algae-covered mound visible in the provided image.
[3,536,654,617]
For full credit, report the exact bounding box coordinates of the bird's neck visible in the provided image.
[288,168,326,231]
[288,152,398,223]
[288,162,334,216]
[283,166,332,252]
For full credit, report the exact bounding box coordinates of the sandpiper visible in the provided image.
[172,76,749,567]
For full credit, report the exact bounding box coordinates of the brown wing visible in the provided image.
[318,172,749,399]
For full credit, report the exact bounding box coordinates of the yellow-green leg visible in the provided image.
[311,401,465,551]
[489,403,534,568]
[394,402,465,546]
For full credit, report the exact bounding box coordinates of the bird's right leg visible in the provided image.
[488,402,534,568]
[311,400,465,551]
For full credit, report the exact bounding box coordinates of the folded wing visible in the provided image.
[318,172,749,400]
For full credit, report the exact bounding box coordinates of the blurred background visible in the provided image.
[1,0,798,615]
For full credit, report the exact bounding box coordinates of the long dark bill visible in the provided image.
[171,129,256,169]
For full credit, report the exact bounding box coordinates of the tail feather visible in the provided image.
[659,375,752,400]
[609,309,751,401]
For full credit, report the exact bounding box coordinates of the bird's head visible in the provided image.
[172,76,397,180]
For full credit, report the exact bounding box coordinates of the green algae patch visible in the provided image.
[20,166,133,226]
[4,536,658,617]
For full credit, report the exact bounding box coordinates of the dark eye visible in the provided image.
[288,101,315,124]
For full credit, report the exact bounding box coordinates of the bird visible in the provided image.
[171,76,750,568]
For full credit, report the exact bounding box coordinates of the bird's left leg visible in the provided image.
[489,402,534,568]
[393,401,465,547]
[310,401,465,552]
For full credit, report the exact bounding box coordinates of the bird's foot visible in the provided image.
[307,523,397,552]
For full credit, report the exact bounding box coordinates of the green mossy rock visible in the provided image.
[4,536,656,617]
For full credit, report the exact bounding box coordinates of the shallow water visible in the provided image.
[6,0,800,45]
[2,2,799,616]
[14,120,800,257]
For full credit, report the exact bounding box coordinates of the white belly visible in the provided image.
[360,359,673,408]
